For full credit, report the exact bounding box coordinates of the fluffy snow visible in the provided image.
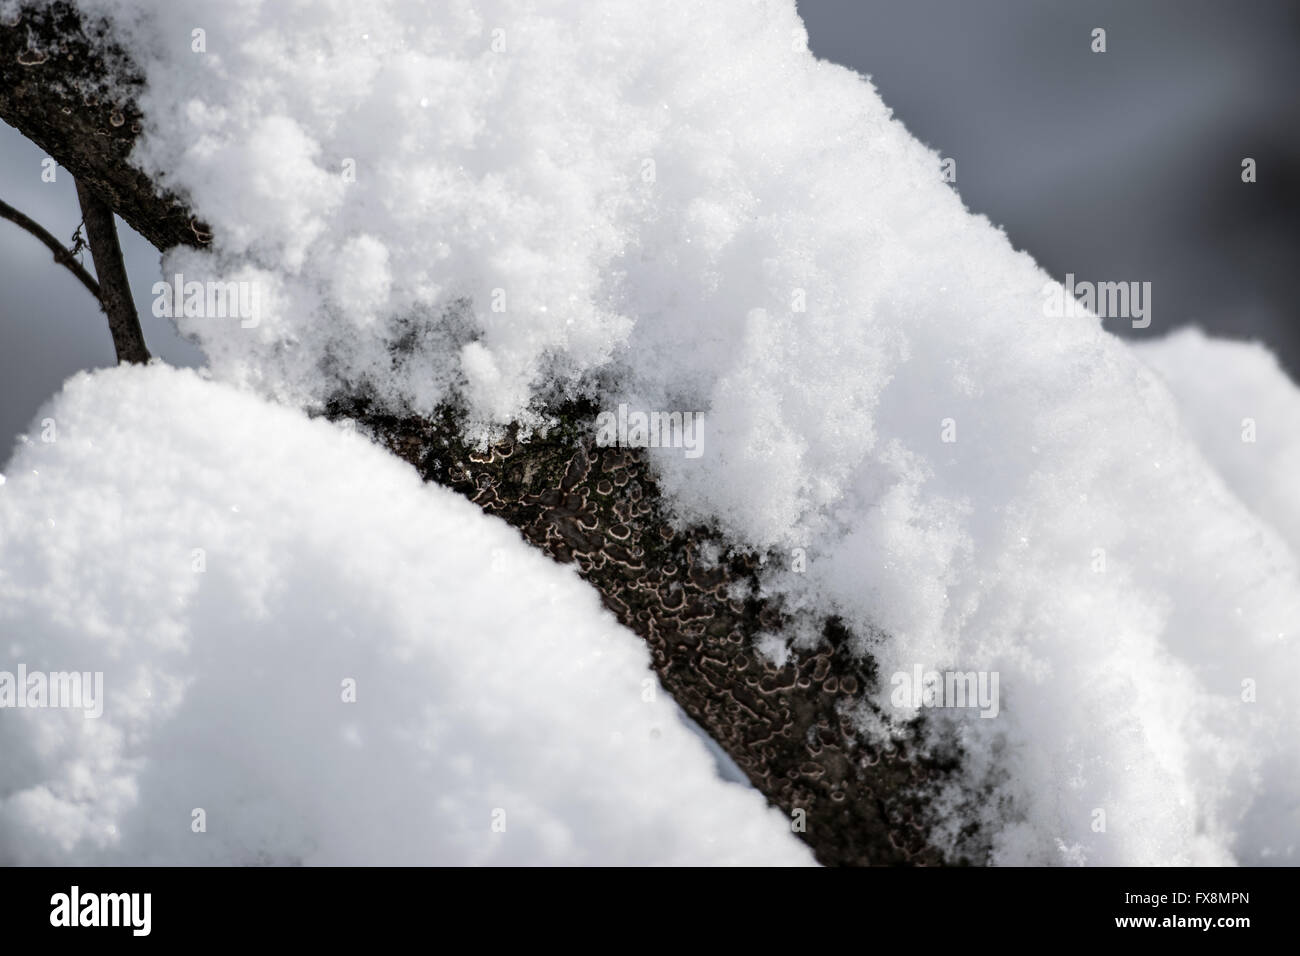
[1137,328,1300,558]
[0,365,813,865]
[9,0,1297,864]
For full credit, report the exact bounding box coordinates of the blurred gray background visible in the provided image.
[0,131,203,458]
[800,0,1300,360]
[2,0,1297,460]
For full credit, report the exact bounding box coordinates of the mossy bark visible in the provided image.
[331,398,960,865]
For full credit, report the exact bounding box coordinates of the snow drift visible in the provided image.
[1138,328,1300,559]
[0,365,813,865]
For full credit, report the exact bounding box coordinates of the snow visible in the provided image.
[0,365,813,866]
[5,0,1296,864]
[1136,328,1300,558]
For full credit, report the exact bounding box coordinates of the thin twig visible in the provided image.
[0,196,101,299]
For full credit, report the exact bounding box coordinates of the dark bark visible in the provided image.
[0,2,208,252]
[0,2,969,865]
[75,178,151,362]
[329,398,964,865]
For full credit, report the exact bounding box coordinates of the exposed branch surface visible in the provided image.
[75,177,150,363]
[0,1,207,252]
[329,398,961,865]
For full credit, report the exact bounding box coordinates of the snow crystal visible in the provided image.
[48,0,1300,864]
[0,365,812,866]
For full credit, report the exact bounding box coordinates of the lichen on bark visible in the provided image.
[328,396,966,865]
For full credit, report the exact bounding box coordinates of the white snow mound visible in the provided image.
[0,364,813,866]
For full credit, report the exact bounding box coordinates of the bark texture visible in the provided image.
[0,1,208,251]
[1,1,968,865]
[329,398,960,865]
[75,177,151,362]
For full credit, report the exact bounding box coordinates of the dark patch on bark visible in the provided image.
[75,176,150,362]
[327,397,966,866]
[0,2,207,252]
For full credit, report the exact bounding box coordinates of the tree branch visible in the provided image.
[0,1,208,252]
[0,196,101,299]
[75,178,150,364]
[334,396,958,865]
